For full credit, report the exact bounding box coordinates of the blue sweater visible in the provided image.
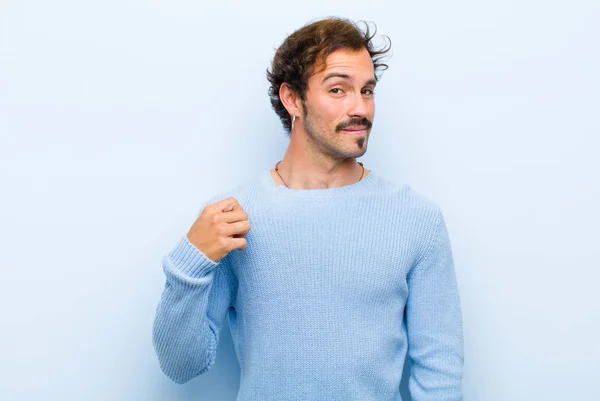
[152,167,464,400]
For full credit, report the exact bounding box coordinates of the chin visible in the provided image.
[346,147,368,159]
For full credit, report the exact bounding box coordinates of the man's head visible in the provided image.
[266,17,390,160]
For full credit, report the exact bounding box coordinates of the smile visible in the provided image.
[341,127,367,135]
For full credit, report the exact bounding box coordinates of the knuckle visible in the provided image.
[215,224,226,236]
[218,236,228,248]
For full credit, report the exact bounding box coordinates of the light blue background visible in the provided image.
[1,1,599,400]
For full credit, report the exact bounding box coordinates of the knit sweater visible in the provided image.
[152,167,464,401]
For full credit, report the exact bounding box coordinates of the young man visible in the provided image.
[153,17,464,401]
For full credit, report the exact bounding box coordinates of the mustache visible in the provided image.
[336,117,373,131]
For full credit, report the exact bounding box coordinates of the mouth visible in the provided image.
[341,127,368,135]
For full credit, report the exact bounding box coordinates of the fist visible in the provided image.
[186,197,251,263]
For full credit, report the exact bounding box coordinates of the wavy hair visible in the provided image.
[266,17,391,134]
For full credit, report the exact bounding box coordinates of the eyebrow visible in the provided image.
[322,73,377,87]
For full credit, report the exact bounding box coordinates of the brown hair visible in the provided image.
[266,17,391,134]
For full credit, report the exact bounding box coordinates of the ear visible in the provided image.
[279,83,302,118]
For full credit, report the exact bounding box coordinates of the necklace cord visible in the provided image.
[274,160,364,188]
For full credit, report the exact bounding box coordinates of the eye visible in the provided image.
[330,88,343,95]
[362,88,375,96]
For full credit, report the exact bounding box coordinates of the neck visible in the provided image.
[272,153,368,190]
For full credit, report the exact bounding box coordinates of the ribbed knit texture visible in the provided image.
[152,168,464,401]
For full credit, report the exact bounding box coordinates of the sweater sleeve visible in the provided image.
[405,210,464,400]
[152,234,237,384]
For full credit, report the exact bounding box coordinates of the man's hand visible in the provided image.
[186,197,251,263]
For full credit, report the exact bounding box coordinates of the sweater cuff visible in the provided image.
[166,235,220,279]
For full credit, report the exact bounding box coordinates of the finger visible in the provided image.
[222,198,240,213]
[222,220,251,237]
[230,237,247,251]
[213,197,240,213]
[220,209,248,224]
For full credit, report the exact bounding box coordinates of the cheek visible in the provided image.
[310,99,339,124]
[319,101,346,125]
[306,94,348,131]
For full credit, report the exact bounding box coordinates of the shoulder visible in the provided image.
[195,172,265,216]
[374,174,443,218]
[373,174,446,257]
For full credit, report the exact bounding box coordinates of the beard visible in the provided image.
[302,100,371,161]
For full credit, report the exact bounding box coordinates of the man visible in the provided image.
[152,17,464,401]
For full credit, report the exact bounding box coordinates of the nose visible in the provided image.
[347,92,371,118]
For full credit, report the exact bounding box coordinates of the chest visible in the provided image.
[227,204,417,309]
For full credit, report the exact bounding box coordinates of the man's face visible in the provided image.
[300,47,376,160]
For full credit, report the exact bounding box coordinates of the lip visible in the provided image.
[341,127,367,135]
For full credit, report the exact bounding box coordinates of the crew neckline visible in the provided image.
[259,166,379,198]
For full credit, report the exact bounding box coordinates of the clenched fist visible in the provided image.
[186,197,251,263]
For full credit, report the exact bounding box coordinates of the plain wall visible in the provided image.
[1,0,599,400]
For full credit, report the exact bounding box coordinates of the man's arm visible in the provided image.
[152,233,237,384]
[405,209,464,400]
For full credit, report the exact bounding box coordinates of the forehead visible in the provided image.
[311,47,375,81]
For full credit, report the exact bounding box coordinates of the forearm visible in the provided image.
[406,291,463,400]
[152,236,224,384]
[406,211,464,400]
